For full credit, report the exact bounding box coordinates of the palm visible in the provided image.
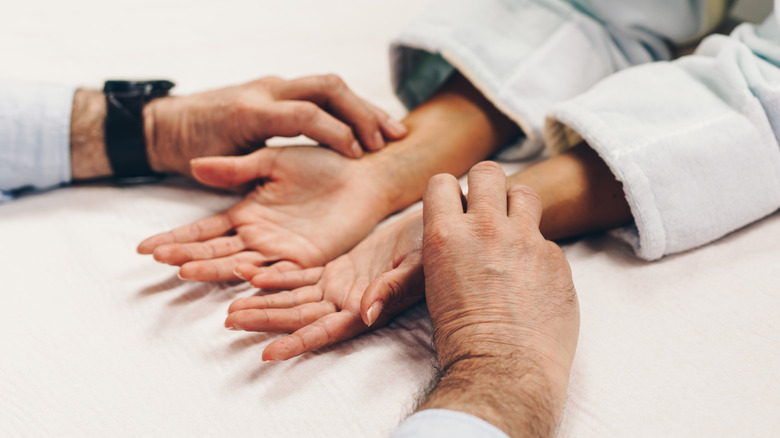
[225,212,425,362]
[138,146,390,281]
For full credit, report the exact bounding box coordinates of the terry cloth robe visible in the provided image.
[392,0,780,260]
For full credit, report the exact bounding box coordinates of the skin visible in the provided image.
[69,74,406,181]
[417,162,579,437]
[226,212,425,362]
[137,73,520,280]
[223,143,628,361]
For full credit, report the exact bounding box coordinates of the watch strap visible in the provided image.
[103,80,173,182]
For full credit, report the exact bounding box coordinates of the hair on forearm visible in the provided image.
[413,352,559,438]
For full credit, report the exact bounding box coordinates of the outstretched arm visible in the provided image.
[69,75,405,181]
[139,72,521,281]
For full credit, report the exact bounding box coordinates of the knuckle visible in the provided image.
[319,73,346,92]
[470,160,503,175]
[254,76,282,87]
[292,101,320,123]
[427,173,458,190]
[508,184,542,205]
[423,225,454,250]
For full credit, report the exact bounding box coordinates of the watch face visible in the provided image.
[103,80,175,97]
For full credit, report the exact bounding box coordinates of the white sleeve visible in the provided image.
[546,9,780,260]
[391,409,509,438]
[390,0,730,159]
[0,81,76,201]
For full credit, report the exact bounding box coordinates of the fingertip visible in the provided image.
[136,240,153,255]
[263,340,296,362]
[369,131,385,152]
[349,140,363,158]
[382,118,408,139]
[224,315,241,330]
[178,263,199,280]
[365,301,384,327]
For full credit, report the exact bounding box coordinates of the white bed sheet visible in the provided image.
[1,1,779,437]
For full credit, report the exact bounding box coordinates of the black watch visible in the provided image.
[103,79,175,184]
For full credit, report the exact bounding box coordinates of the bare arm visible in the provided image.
[508,142,633,240]
[67,75,406,181]
[139,72,522,281]
[369,72,521,211]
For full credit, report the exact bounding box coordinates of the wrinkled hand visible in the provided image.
[422,161,580,377]
[145,74,407,176]
[223,212,425,361]
[137,146,396,281]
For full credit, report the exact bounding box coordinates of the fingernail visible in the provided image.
[262,358,279,363]
[233,267,246,281]
[177,271,185,281]
[386,119,407,137]
[350,140,362,157]
[227,323,241,331]
[373,131,384,151]
[366,301,384,327]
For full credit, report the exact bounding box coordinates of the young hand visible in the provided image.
[138,146,399,281]
[223,211,425,362]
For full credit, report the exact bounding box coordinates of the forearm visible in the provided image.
[508,142,632,241]
[369,73,520,213]
[418,356,565,438]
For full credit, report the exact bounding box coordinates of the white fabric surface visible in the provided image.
[1,1,779,437]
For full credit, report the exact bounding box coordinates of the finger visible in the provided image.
[360,257,424,326]
[423,173,464,225]
[261,311,366,362]
[507,184,543,228]
[224,301,336,332]
[234,260,299,282]
[466,161,507,216]
[190,148,278,188]
[250,266,325,291]
[178,251,270,282]
[264,100,362,158]
[152,235,246,266]
[275,75,387,152]
[137,214,234,254]
[227,286,323,313]
[365,102,408,140]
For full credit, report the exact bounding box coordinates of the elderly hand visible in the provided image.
[137,145,401,281]
[144,74,406,176]
[223,211,425,362]
[418,161,580,437]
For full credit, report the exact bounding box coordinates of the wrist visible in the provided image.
[421,355,566,438]
[70,89,112,180]
[142,97,174,175]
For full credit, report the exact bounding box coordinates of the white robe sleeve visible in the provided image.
[391,0,731,159]
[546,9,780,260]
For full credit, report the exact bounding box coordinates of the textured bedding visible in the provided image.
[1,1,779,436]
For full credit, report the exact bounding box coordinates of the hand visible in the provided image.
[423,161,579,373]
[223,211,425,362]
[418,162,580,436]
[137,145,398,281]
[144,74,407,176]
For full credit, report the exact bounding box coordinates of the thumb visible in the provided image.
[190,147,278,187]
[360,258,424,327]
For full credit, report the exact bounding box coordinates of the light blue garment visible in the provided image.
[391,0,733,159]
[548,7,780,260]
[0,81,75,201]
[392,409,509,438]
[392,0,780,260]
